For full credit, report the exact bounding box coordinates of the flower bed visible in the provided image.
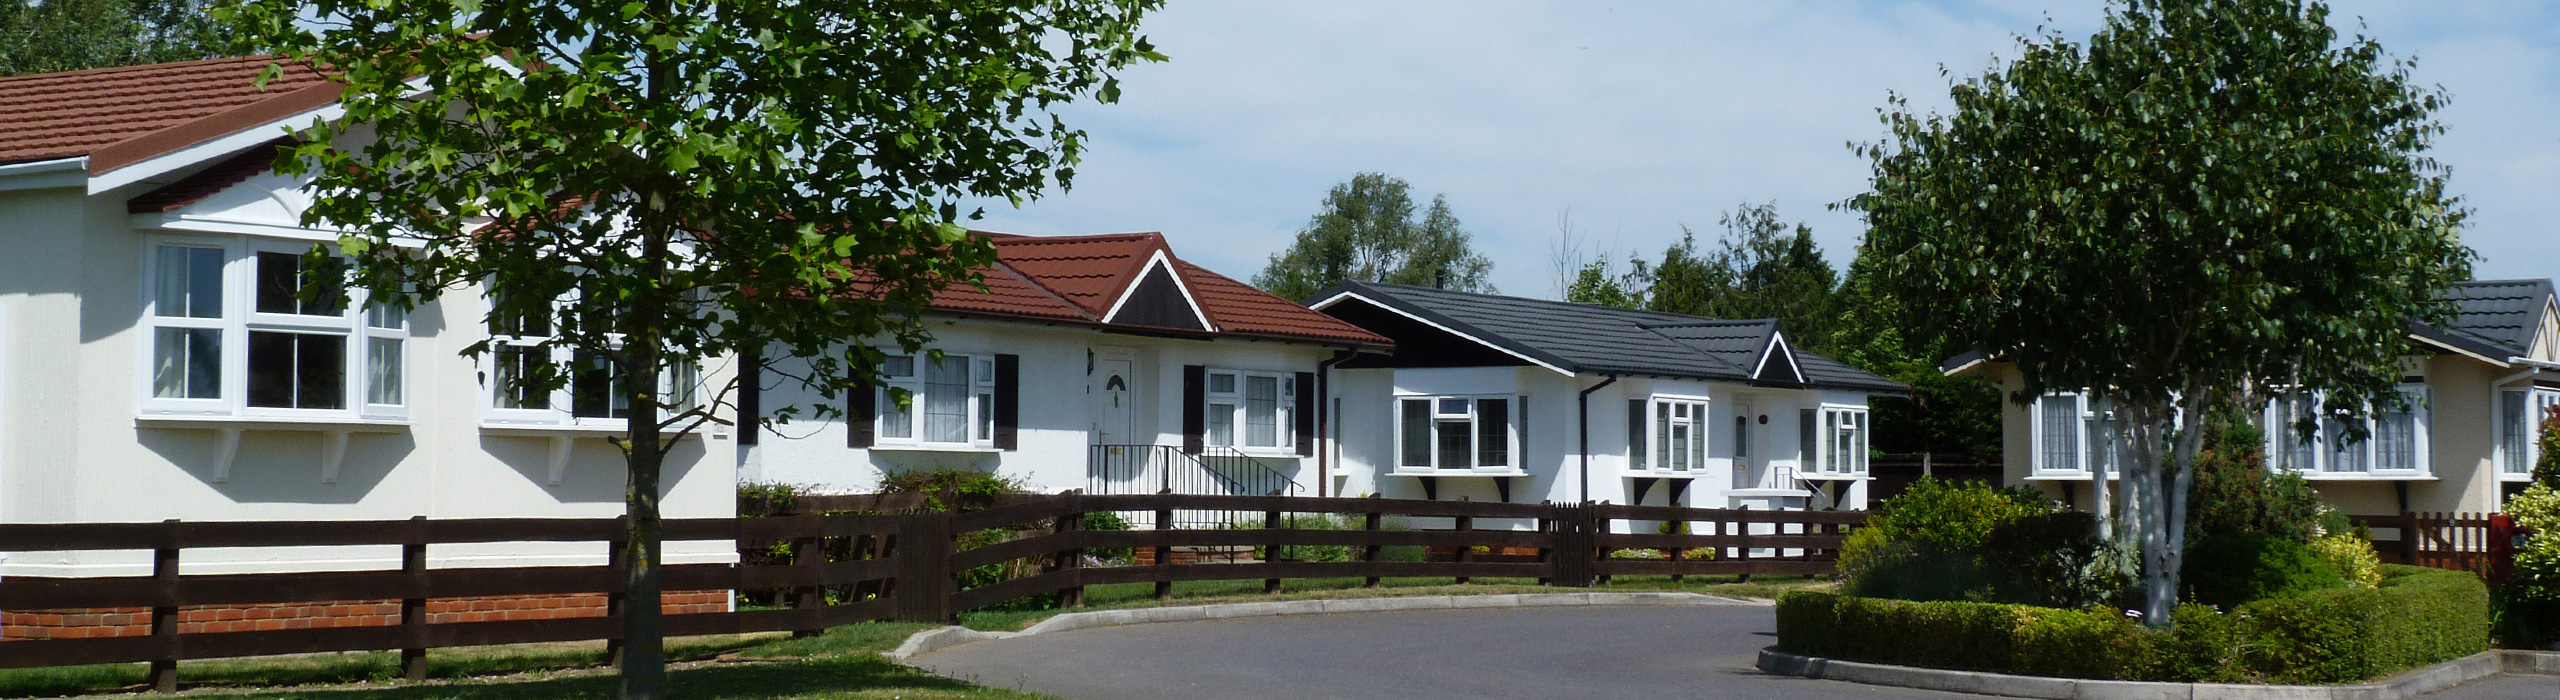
[1775,565,2489,684]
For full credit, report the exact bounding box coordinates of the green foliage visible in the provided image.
[2308,534,2384,589]
[1826,252,2003,459]
[1253,172,1493,300]
[2535,407,2560,489]
[0,0,218,76]
[1562,256,1641,309]
[2180,532,2348,609]
[879,469,1028,513]
[736,481,811,519]
[2497,483,2560,648]
[1984,511,2131,608]
[2187,414,2333,544]
[1080,510,1135,564]
[1867,477,2048,554]
[1842,479,2118,606]
[1781,566,2489,683]
[1634,203,1841,355]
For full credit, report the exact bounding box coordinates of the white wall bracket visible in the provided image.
[210,428,243,482]
[546,436,574,486]
[318,431,349,484]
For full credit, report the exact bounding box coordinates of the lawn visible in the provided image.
[1,575,1823,699]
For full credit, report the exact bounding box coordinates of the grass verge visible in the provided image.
[956,574,1832,631]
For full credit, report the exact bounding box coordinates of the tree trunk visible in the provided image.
[620,397,667,700]
[2090,391,2112,542]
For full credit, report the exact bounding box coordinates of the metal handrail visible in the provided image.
[1086,444,1302,529]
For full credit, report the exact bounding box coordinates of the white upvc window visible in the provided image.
[1205,369,1294,451]
[875,353,995,447]
[2031,392,2134,477]
[140,237,408,422]
[1396,394,1513,470]
[1630,396,1709,474]
[1816,406,1870,475]
[2497,389,2560,479]
[2264,386,2430,476]
[480,290,698,428]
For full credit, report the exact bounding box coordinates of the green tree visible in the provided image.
[1850,0,2471,624]
[1640,203,1841,355]
[223,1,1162,696]
[1829,248,2002,460]
[1562,257,1640,309]
[1254,172,1493,300]
[1,0,218,76]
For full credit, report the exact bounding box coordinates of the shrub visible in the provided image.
[1984,511,2128,608]
[1834,522,1897,581]
[2182,532,2347,609]
[2497,483,2560,648]
[880,468,1027,511]
[1871,477,2049,554]
[1779,566,2489,684]
[1842,549,2007,603]
[2187,434,2330,544]
[2308,533,2383,589]
[1081,510,1134,564]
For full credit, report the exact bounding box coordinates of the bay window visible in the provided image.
[2032,392,2130,476]
[1205,369,1294,451]
[141,238,407,420]
[2498,389,2560,477]
[2264,387,2429,476]
[874,353,994,447]
[1816,406,1869,475]
[1397,395,1512,470]
[480,290,697,427]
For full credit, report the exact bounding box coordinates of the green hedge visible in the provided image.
[1776,565,2490,683]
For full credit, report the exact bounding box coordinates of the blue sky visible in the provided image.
[970,1,2560,299]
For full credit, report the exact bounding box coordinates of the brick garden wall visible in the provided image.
[1,590,730,641]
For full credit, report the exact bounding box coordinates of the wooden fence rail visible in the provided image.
[2347,511,2522,582]
[0,494,1860,687]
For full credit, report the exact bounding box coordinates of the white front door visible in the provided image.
[1091,356,1134,445]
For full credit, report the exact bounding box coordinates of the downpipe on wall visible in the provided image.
[1578,375,1621,505]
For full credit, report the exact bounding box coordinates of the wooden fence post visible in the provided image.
[1535,507,1553,586]
[1361,510,1383,589]
[1050,500,1086,609]
[150,519,179,694]
[1733,515,1753,585]
[790,522,822,638]
[401,516,429,681]
[1153,505,1174,600]
[1262,509,1283,594]
[1453,515,1474,585]
[605,515,630,668]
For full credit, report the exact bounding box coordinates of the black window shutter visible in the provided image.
[1181,365,1206,454]
[737,350,762,446]
[1627,399,1647,468]
[995,354,1020,450]
[848,370,875,449]
[1295,371,1317,456]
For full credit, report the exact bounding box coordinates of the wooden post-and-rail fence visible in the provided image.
[0,494,1862,687]
[2347,511,2531,584]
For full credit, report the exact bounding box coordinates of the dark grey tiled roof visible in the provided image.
[1314,282,1906,394]
[2429,279,2553,357]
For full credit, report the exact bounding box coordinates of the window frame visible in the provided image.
[477,288,699,431]
[2497,388,2560,479]
[1814,405,1871,476]
[2262,386,2431,477]
[138,234,410,423]
[1204,368,1296,455]
[1393,393,1517,472]
[1633,395,1710,476]
[869,351,996,449]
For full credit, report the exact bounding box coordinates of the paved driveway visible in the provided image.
[910,604,2550,700]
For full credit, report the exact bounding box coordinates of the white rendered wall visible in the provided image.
[744,319,1338,497]
[0,174,738,577]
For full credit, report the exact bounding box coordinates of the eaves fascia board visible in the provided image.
[0,157,88,192]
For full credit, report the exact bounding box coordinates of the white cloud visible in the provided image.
[971,1,2557,294]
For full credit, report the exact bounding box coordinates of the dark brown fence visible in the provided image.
[0,494,1862,687]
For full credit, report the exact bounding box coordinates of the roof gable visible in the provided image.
[1102,252,1212,331]
[1755,331,1807,384]
[926,232,1388,347]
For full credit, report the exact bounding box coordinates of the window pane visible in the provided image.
[1437,417,1473,469]
[495,346,550,410]
[155,246,224,318]
[1208,402,1236,446]
[974,359,994,384]
[573,353,627,418]
[879,387,913,439]
[367,337,402,405]
[1733,415,1748,459]
[976,391,994,440]
[924,355,969,442]
[1799,409,1816,470]
[1627,400,1647,469]
[1400,399,1431,467]
[2378,403,2417,471]
[152,328,221,398]
[1245,375,1279,447]
[2326,416,2367,473]
[663,361,698,414]
[2037,395,2077,471]
[248,331,343,409]
[1853,412,1869,473]
[255,252,345,316]
[1209,373,1236,394]
[367,301,407,330]
[881,355,914,377]
[1478,398,1510,467]
[2281,396,2319,471]
[2503,391,2529,474]
[1656,404,1670,470]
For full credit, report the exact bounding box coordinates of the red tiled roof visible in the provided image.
[933,231,1389,348]
[0,55,336,174]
